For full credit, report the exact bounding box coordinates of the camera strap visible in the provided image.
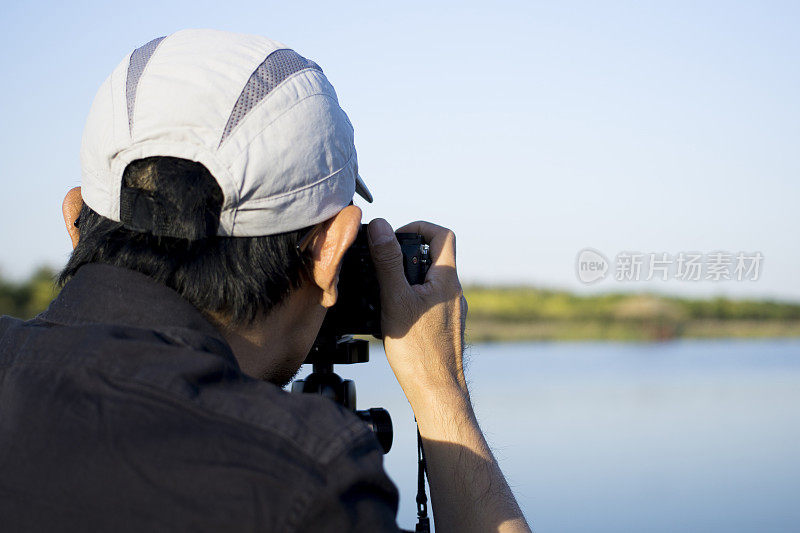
[415,426,431,533]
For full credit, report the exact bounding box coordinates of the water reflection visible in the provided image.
[296,339,800,532]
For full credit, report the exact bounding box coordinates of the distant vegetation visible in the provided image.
[2,269,799,342]
[464,286,800,342]
[0,268,60,320]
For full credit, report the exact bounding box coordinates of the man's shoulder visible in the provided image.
[0,312,378,467]
[0,314,23,335]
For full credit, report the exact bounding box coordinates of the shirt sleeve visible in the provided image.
[292,431,402,533]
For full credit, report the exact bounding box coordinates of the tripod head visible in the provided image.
[291,334,393,454]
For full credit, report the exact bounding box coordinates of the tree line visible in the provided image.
[2,268,800,325]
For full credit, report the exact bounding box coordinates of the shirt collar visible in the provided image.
[42,263,235,362]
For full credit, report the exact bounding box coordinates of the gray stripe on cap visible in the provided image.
[126,36,166,134]
[219,49,322,146]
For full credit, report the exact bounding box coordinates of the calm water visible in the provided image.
[295,339,800,532]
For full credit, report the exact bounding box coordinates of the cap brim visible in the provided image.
[355,174,373,203]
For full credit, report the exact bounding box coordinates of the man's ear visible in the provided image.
[62,187,82,249]
[307,205,362,308]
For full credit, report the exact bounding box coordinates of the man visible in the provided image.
[0,29,530,532]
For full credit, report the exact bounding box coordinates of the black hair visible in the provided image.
[58,157,312,325]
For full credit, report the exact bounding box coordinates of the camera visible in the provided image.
[318,224,430,338]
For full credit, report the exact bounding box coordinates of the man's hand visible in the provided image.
[366,219,469,406]
[368,218,532,533]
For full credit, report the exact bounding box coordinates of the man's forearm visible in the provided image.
[366,219,530,531]
[412,389,532,533]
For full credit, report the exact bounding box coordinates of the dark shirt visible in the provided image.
[0,264,400,532]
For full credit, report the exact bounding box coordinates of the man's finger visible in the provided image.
[368,218,411,298]
[396,220,457,269]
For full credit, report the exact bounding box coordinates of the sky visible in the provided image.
[1,1,798,300]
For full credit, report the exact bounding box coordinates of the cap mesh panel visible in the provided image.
[219,49,322,146]
[126,36,166,134]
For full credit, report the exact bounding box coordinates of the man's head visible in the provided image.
[62,159,361,386]
[63,30,371,385]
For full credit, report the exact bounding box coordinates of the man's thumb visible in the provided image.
[368,219,408,291]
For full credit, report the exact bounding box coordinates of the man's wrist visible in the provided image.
[408,386,478,439]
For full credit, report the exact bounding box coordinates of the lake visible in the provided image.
[296,338,800,532]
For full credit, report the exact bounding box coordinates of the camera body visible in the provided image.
[317,224,430,338]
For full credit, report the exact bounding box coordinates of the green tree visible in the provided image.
[0,267,60,319]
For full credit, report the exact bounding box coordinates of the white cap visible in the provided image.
[80,29,372,237]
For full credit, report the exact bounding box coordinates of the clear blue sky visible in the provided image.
[1,1,798,300]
